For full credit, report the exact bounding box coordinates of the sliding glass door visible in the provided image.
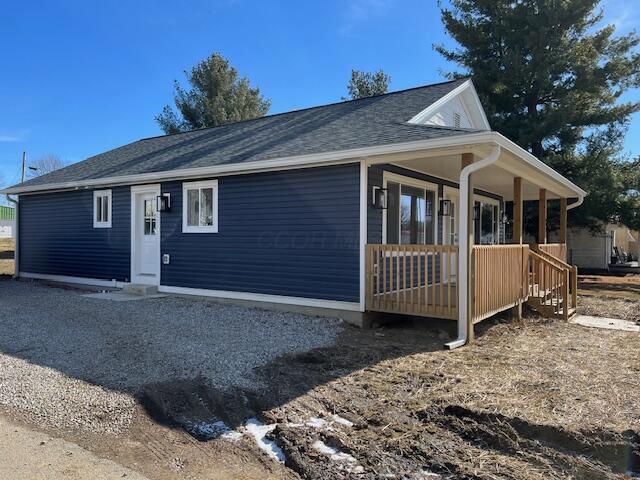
[384,175,437,245]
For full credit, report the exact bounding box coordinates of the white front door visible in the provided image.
[131,185,160,285]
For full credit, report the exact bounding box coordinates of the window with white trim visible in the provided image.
[182,180,218,233]
[93,190,112,228]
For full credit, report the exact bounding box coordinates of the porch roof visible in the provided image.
[364,131,586,201]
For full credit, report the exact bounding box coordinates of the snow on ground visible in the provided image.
[243,418,286,463]
[311,440,363,473]
[207,413,356,465]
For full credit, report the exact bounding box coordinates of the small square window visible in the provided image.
[93,190,112,228]
[182,180,218,233]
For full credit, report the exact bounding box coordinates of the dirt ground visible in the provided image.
[0,240,639,479]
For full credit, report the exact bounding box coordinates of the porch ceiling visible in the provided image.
[387,152,574,202]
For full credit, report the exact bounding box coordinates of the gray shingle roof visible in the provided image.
[13,78,480,190]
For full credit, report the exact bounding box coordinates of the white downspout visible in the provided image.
[446,146,501,350]
[6,195,18,279]
[567,196,584,211]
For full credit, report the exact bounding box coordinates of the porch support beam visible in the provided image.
[538,188,547,244]
[513,177,523,244]
[559,198,567,244]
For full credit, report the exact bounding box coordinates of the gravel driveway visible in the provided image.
[0,280,342,434]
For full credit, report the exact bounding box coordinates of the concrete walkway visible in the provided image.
[0,416,149,480]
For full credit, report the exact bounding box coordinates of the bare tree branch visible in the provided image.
[27,154,65,179]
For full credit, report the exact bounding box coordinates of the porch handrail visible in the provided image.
[533,243,567,263]
[535,247,571,269]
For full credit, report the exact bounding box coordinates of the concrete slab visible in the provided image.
[81,291,167,302]
[570,315,640,333]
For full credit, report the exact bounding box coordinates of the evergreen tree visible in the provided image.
[157,53,271,134]
[437,0,640,229]
[345,69,391,100]
[437,0,639,157]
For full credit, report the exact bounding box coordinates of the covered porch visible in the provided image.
[361,134,586,347]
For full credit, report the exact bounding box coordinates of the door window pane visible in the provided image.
[143,199,157,236]
[401,185,425,244]
[480,203,492,244]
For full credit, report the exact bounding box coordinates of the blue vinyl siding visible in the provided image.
[19,187,130,281]
[160,164,361,302]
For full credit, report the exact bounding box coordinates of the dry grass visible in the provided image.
[579,294,640,323]
[0,238,14,277]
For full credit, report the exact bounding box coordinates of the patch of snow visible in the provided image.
[219,430,243,442]
[330,414,354,427]
[244,418,286,463]
[312,440,363,473]
[306,417,328,429]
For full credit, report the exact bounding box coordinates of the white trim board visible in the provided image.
[157,285,362,312]
[19,271,129,288]
[17,271,361,312]
[359,161,368,312]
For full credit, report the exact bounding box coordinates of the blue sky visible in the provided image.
[1,0,638,190]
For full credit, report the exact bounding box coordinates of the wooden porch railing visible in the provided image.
[365,242,576,323]
[534,243,567,263]
[472,245,529,322]
[365,244,458,320]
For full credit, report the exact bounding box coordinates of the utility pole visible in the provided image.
[21,151,26,182]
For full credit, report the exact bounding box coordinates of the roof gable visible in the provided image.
[408,79,490,130]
